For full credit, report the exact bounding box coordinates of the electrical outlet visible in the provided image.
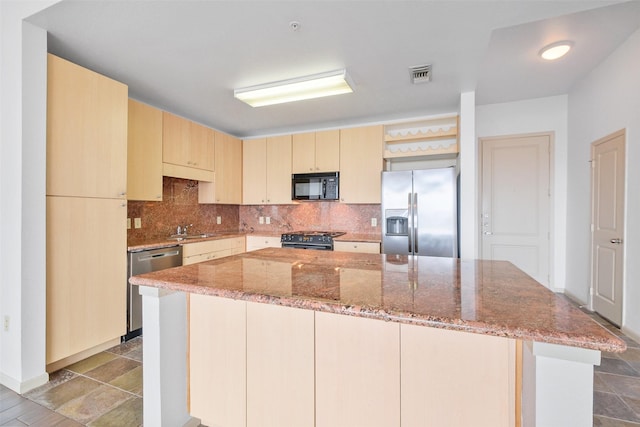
[265,217,271,224]
[4,316,9,332]
[259,216,264,224]
[127,218,131,229]
[134,218,142,229]
[216,216,221,225]
[371,218,377,227]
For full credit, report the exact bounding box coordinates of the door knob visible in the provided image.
[610,238,623,244]
[483,231,493,235]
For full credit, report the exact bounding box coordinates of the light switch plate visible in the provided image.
[259,216,264,224]
[134,218,142,229]
[265,217,271,224]
[371,218,377,227]
[216,216,221,225]
[127,218,131,229]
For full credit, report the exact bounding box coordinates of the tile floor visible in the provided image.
[2,316,640,426]
[1,337,143,426]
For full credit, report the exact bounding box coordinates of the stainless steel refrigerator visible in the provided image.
[381,168,458,257]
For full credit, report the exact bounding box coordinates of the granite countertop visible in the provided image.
[127,231,247,252]
[129,247,625,353]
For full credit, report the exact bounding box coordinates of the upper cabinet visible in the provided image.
[47,54,127,199]
[292,130,340,173]
[199,130,243,204]
[339,125,384,204]
[243,135,292,205]
[127,99,163,201]
[162,111,214,182]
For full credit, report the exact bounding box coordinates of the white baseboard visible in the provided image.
[0,371,49,394]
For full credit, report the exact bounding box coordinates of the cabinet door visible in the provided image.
[162,111,191,167]
[199,131,243,204]
[243,138,268,204]
[333,241,380,254]
[46,196,126,364]
[47,54,127,199]
[315,311,400,427]
[189,121,215,171]
[401,325,515,427]
[266,135,292,204]
[339,125,383,203]
[127,99,163,201]
[246,235,282,252]
[315,129,340,172]
[190,295,246,427]
[247,302,315,427]
[292,132,316,173]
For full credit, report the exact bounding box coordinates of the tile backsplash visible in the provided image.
[128,177,381,241]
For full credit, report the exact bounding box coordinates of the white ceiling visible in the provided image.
[26,0,640,138]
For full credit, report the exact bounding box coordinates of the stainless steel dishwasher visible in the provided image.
[125,245,183,341]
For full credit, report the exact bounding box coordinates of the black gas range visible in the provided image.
[281,231,346,251]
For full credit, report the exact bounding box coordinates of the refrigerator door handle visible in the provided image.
[407,192,413,252]
[413,193,418,254]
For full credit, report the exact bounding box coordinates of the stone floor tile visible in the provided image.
[24,370,77,398]
[619,348,640,363]
[596,372,615,393]
[594,415,640,426]
[108,365,143,396]
[66,352,118,375]
[597,357,640,377]
[27,376,102,410]
[107,337,141,357]
[87,396,143,427]
[594,391,640,422]
[83,357,141,384]
[55,384,132,425]
[624,397,640,418]
[599,373,640,400]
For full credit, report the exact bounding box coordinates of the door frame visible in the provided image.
[588,129,626,324]
[478,131,555,288]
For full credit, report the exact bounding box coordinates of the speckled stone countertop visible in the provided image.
[127,231,247,252]
[130,247,625,353]
[334,233,381,243]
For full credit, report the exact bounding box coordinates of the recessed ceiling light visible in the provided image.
[234,69,353,107]
[539,41,574,61]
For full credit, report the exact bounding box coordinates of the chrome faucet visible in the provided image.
[176,224,192,236]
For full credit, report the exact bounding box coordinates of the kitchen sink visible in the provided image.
[168,233,217,241]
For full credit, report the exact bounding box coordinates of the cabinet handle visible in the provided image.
[121,202,126,207]
[119,192,126,197]
[156,195,161,199]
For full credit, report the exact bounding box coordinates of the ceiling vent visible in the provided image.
[410,64,432,84]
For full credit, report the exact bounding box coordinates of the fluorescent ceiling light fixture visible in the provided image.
[234,69,353,107]
[539,41,573,60]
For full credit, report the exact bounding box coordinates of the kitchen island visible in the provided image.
[130,248,625,427]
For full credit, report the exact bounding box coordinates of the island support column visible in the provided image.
[139,286,200,427]
[522,341,601,427]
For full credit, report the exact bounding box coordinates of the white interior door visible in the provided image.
[481,134,551,286]
[591,130,625,326]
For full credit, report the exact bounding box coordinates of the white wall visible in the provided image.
[459,91,478,259]
[0,0,58,393]
[567,28,640,339]
[476,96,569,291]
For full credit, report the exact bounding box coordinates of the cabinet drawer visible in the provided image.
[246,235,282,252]
[334,241,380,254]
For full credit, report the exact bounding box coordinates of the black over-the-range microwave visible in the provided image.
[292,172,339,201]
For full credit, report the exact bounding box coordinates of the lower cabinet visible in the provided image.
[315,312,401,427]
[182,237,245,265]
[188,297,516,427]
[333,240,380,253]
[245,235,282,252]
[46,196,126,366]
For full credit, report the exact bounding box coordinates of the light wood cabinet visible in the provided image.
[127,99,163,201]
[162,111,214,181]
[46,54,127,199]
[315,311,401,427]
[333,240,380,254]
[198,130,243,204]
[292,130,340,173]
[246,235,282,252]
[400,324,516,427]
[182,237,245,265]
[246,302,315,427]
[190,295,247,427]
[339,125,384,203]
[243,136,292,205]
[46,54,128,368]
[46,196,127,365]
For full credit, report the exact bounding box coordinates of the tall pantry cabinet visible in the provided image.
[46,54,128,368]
